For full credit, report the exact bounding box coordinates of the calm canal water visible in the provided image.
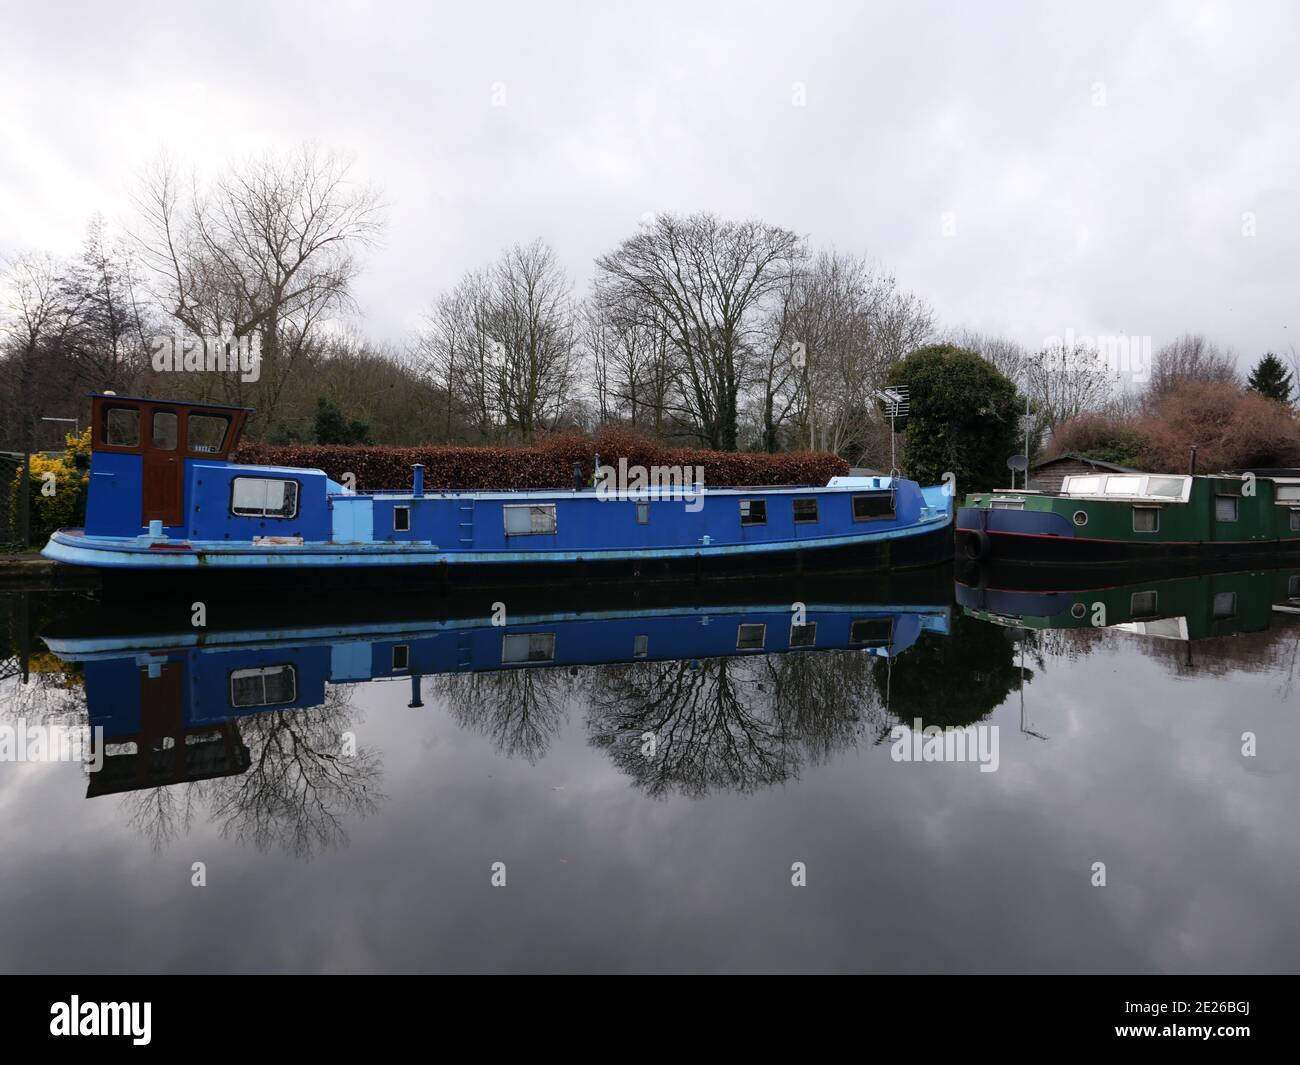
[1,566,1298,973]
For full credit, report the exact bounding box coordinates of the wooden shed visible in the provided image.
[1028,453,1144,495]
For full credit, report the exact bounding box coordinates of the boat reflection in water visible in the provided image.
[957,566,1300,642]
[40,574,954,807]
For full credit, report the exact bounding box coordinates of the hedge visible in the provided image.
[235,426,849,491]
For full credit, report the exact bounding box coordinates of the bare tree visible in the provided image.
[133,145,384,431]
[418,240,578,442]
[594,212,802,450]
[1147,333,1240,398]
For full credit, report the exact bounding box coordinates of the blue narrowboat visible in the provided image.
[41,394,953,583]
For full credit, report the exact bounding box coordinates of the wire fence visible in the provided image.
[0,452,26,549]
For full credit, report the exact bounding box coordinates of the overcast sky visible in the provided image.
[2,0,1297,367]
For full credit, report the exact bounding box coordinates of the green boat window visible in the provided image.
[1104,476,1142,496]
[1130,591,1159,618]
[1290,511,1300,533]
[1277,485,1300,502]
[1133,506,1160,532]
[1146,477,1186,498]
[1215,495,1238,522]
[1213,592,1237,620]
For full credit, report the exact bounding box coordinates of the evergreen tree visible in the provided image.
[313,394,372,444]
[1246,352,1292,404]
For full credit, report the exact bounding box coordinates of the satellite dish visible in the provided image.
[1007,454,1029,472]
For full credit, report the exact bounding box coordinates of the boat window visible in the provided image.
[1132,506,1160,532]
[392,644,409,670]
[793,498,819,523]
[502,632,555,664]
[739,499,767,526]
[504,504,557,535]
[104,406,140,447]
[394,506,411,532]
[1212,592,1237,620]
[789,622,817,648]
[1104,476,1142,495]
[1130,591,1158,617]
[1064,476,1102,495]
[1289,575,1300,600]
[852,493,895,520]
[736,623,766,650]
[151,410,178,450]
[229,664,296,707]
[850,618,893,646]
[188,413,229,454]
[231,476,300,519]
[1277,485,1300,502]
[1291,510,1300,533]
[636,501,649,525]
[633,634,648,658]
[1146,476,1186,498]
[1215,495,1239,522]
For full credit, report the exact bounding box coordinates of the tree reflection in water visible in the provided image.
[432,668,571,764]
[121,685,383,859]
[584,649,889,798]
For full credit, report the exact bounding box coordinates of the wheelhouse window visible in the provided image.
[789,622,817,648]
[103,406,140,447]
[502,632,555,664]
[736,623,766,650]
[852,493,895,521]
[231,476,299,519]
[1215,495,1239,522]
[793,498,819,523]
[739,499,767,526]
[188,413,230,454]
[1130,590,1159,617]
[229,664,296,707]
[504,504,557,535]
[151,410,178,450]
[394,506,411,532]
[850,618,893,646]
[1132,506,1160,532]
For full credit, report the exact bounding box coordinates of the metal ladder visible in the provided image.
[458,501,474,546]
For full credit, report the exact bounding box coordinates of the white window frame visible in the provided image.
[228,664,297,707]
[230,476,300,519]
[394,505,411,532]
[503,504,557,536]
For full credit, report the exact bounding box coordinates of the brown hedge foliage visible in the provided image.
[235,427,849,490]
[1048,382,1300,474]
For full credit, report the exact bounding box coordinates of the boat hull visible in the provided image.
[49,518,954,596]
[956,505,1300,567]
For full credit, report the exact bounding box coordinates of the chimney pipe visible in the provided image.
[412,463,425,497]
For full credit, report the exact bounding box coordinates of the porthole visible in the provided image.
[1073,510,1088,526]
[1070,603,1087,619]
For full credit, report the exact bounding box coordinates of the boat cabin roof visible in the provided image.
[1059,472,1193,502]
[89,393,249,460]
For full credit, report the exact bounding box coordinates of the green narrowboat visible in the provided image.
[957,469,1300,565]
